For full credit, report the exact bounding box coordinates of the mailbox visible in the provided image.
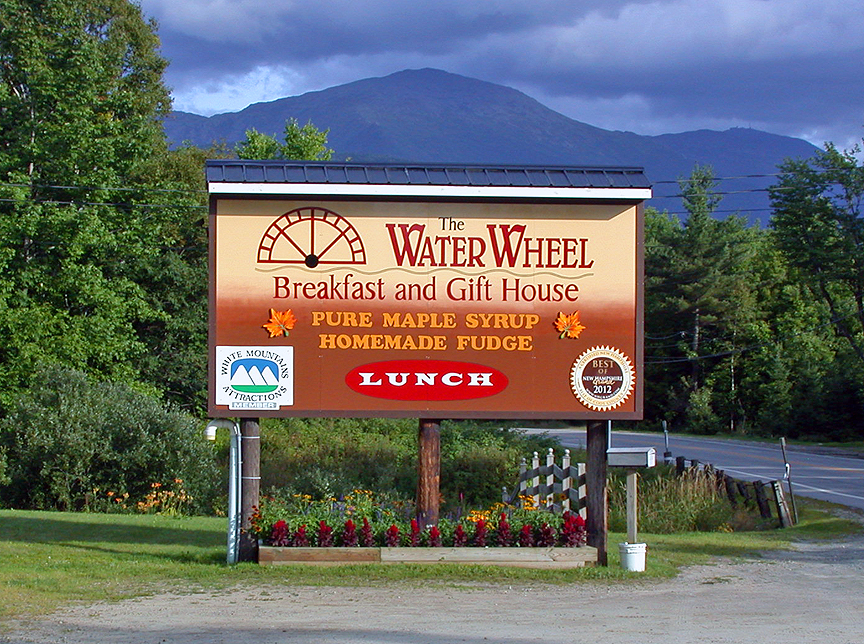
[608,447,656,468]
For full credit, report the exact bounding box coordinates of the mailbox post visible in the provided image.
[608,447,655,571]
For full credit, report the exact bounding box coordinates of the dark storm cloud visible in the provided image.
[140,0,864,148]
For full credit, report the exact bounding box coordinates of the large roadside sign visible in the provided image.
[208,162,648,419]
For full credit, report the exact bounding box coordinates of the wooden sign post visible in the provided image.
[238,417,260,562]
[417,419,441,527]
[586,420,609,565]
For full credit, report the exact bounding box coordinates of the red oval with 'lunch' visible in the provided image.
[345,359,509,401]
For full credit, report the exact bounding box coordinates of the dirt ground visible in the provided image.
[3,530,864,644]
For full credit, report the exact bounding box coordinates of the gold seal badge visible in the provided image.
[570,346,635,411]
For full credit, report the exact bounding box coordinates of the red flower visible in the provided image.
[496,513,513,547]
[292,524,309,547]
[453,524,467,547]
[317,520,333,547]
[342,518,358,547]
[518,523,534,547]
[561,511,587,547]
[473,519,488,547]
[360,517,375,547]
[385,524,400,547]
[428,525,442,547]
[270,520,290,547]
[409,519,421,547]
[537,522,557,548]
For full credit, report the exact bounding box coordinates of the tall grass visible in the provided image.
[608,466,761,533]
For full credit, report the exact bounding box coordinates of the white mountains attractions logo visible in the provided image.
[215,346,294,410]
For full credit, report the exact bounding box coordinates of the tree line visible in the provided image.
[646,155,864,440]
[1,0,862,451]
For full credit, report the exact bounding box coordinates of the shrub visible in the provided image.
[257,417,556,511]
[259,417,415,499]
[0,365,219,512]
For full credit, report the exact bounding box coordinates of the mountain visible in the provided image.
[164,68,819,221]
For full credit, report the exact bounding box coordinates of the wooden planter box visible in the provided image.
[259,546,597,569]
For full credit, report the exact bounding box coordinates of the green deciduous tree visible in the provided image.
[236,118,333,160]
[769,142,864,364]
[0,0,205,406]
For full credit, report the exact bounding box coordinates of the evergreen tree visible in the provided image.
[645,165,759,432]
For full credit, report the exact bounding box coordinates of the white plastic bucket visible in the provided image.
[619,542,647,571]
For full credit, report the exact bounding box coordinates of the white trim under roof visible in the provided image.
[208,182,652,200]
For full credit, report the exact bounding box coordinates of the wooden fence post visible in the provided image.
[772,480,793,528]
[753,480,772,519]
[676,456,686,476]
[562,449,572,513]
[531,451,541,508]
[577,462,587,521]
[736,480,753,506]
[723,474,738,507]
[545,448,555,508]
[714,468,726,490]
[518,457,528,499]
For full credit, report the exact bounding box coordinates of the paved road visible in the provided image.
[522,427,864,511]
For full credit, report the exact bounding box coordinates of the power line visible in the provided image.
[0,181,208,195]
[0,164,857,206]
[645,310,856,364]
[0,197,207,210]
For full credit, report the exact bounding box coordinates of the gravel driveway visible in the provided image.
[3,528,864,644]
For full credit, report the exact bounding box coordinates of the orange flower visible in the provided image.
[263,308,297,338]
[554,311,586,339]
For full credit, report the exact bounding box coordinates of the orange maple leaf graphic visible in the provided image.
[263,308,297,338]
[554,311,585,339]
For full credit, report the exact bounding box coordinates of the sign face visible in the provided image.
[209,198,642,419]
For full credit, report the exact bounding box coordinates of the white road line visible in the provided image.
[709,466,778,470]
[604,430,864,462]
[792,476,864,480]
[721,467,864,502]
[782,482,864,503]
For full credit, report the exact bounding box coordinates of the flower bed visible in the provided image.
[251,490,593,567]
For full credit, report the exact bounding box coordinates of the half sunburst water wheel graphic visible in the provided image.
[257,207,366,267]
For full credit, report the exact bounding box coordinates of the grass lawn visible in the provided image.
[0,499,860,620]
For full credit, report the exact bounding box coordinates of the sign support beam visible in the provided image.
[238,417,261,562]
[417,419,441,528]
[586,420,608,565]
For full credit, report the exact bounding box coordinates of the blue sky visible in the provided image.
[139,0,863,150]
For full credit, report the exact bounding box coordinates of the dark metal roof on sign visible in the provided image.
[205,160,651,190]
